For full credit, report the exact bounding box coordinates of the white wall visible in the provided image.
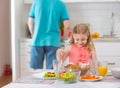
[22,2,120,38]
[67,2,120,36]
[0,0,11,76]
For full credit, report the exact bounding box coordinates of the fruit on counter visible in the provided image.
[91,32,100,38]
[43,72,56,78]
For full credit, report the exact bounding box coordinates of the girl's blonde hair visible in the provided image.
[69,24,94,51]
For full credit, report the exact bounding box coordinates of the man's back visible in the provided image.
[29,0,69,47]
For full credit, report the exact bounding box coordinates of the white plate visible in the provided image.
[79,76,103,82]
[32,70,56,80]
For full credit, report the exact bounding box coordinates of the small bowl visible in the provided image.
[111,68,120,79]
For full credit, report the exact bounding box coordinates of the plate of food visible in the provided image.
[32,70,56,80]
[79,75,103,81]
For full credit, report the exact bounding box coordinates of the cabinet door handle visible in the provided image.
[108,62,115,65]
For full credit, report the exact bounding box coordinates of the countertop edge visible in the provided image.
[19,38,120,42]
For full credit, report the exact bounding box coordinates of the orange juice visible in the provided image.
[98,66,108,76]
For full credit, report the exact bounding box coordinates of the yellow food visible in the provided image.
[43,72,56,78]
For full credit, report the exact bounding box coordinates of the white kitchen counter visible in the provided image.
[2,70,120,88]
[93,38,120,42]
[21,37,120,43]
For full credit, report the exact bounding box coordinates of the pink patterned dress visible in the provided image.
[69,44,92,63]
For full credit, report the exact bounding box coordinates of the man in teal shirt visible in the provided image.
[28,0,70,69]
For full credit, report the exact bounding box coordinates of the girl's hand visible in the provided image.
[79,62,90,70]
[56,48,64,56]
[56,48,65,62]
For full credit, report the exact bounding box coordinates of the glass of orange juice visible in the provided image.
[98,61,108,77]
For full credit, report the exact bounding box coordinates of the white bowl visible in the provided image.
[111,68,120,79]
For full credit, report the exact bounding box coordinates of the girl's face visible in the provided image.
[73,33,88,47]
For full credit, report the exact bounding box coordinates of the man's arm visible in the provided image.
[63,20,71,39]
[28,17,34,37]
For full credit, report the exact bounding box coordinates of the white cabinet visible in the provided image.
[95,42,120,57]
[24,0,117,4]
[20,39,34,77]
[94,42,120,72]
[19,39,47,77]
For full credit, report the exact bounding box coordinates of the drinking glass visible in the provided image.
[98,61,108,77]
[53,59,65,79]
[52,59,58,71]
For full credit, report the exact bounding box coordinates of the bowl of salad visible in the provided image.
[58,69,77,83]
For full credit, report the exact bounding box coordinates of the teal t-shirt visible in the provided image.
[29,0,69,47]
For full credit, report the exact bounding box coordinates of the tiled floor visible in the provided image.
[0,75,12,88]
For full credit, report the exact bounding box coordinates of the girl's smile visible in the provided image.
[73,33,88,47]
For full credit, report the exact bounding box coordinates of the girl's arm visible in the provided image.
[90,48,98,75]
[56,45,71,63]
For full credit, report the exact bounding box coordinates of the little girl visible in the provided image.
[56,24,98,75]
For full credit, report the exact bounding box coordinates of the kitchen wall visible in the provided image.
[22,2,120,38]
[0,0,11,76]
[67,2,120,36]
